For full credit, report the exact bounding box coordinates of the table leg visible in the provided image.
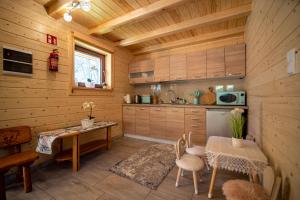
[208,167,217,199]
[72,134,80,172]
[251,170,259,183]
[106,127,112,150]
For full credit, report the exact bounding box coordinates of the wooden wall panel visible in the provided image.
[245,0,300,199]
[0,0,133,163]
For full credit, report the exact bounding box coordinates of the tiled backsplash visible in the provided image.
[134,79,245,104]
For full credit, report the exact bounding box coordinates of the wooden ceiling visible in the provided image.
[36,0,251,55]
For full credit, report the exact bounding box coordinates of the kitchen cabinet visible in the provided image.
[187,51,207,80]
[149,107,166,138]
[225,44,246,78]
[165,107,185,140]
[206,47,225,79]
[123,106,135,134]
[128,59,154,84]
[123,105,209,143]
[154,56,170,82]
[135,107,150,136]
[184,108,206,145]
[170,54,187,81]
[129,59,154,73]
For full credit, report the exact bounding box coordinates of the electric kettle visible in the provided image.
[123,94,131,104]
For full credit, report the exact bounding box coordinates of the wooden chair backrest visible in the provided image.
[0,126,32,149]
[175,136,186,160]
[188,131,193,148]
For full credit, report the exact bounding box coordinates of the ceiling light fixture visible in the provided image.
[63,0,91,22]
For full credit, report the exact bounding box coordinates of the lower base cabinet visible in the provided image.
[149,107,166,138]
[123,105,206,144]
[184,108,206,145]
[165,107,184,140]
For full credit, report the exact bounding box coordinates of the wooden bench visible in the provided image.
[0,126,39,200]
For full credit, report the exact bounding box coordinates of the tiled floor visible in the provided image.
[6,137,246,200]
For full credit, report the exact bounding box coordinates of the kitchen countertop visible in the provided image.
[123,103,248,109]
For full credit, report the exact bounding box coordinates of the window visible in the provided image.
[72,37,113,92]
[74,45,105,88]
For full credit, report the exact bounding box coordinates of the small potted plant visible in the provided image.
[230,108,245,147]
[81,101,96,129]
[192,89,202,105]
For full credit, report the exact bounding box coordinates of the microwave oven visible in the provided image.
[216,91,246,106]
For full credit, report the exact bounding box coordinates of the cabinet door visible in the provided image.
[184,108,206,145]
[123,106,135,134]
[128,59,154,73]
[154,56,170,82]
[149,107,166,138]
[225,44,246,78]
[170,54,187,81]
[135,107,150,136]
[165,107,184,140]
[187,51,206,80]
[207,47,225,79]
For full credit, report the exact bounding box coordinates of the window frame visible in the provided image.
[69,32,114,95]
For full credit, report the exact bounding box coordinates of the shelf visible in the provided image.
[55,140,107,162]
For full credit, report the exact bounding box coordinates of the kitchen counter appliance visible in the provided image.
[206,109,232,139]
[216,91,246,106]
[141,95,152,104]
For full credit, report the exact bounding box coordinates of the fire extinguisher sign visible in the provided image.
[46,34,57,45]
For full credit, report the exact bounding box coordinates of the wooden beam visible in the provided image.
[45,0,71,19]
[133,26,245,55]
[116,4,251,46]
[89,0,187,35]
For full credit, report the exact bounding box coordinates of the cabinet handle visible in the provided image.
[191,125,199,127]
[227,73,242,76]
[155,109,161,111]
[191,118,200,120]
[140,108,145,110]
[191,110,199,113]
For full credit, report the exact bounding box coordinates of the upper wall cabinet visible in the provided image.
[154,56,170,82]
[225,44,246,78]
[187,51,207,80]
[206,47,225,79]
[170,54,187,81]
[128,43,246,84]
[129,59,154,73]
[128,59,154,84]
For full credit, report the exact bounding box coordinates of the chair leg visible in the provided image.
[0,173,6,200]
[22,165,32,193]
[175,168,182,187]
[205,160,210,171]
[181,169,184,177]
[193,171,198,195]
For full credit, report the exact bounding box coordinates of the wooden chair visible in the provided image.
[222,166,282,200]
[175,136,204,194]
[184,132,210,170]
[0,126,39,200]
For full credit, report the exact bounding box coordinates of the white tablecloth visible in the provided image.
[205,136,268,174]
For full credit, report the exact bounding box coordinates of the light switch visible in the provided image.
[287,48,299,75]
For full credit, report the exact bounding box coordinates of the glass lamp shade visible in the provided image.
[80,0,91,12]
[63,12,72,22]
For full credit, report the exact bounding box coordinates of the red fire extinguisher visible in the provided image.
[49,49,59,72]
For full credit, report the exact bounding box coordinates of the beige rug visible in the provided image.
[110,144,176,189]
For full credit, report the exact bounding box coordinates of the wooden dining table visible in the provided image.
[36,121,117,172]
[205,136,268,198]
